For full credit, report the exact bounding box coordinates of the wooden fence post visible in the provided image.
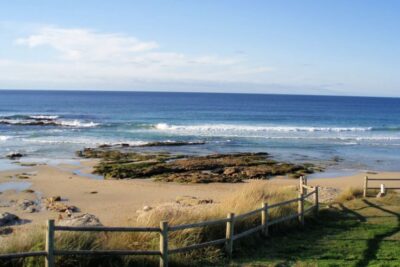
[261,203,269,237]
[299,177,304,195]
[45,220,55,267]
[363,176,368,198]
[159,221,169,267]
[298,193,304,226]
[304,176,308,195]
[314,186,319,216]
[225,213,235,260]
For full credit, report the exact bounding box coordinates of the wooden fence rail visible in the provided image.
[0,177,319,267]
[363,176,400,197]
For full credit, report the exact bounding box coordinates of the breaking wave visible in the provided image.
[0,135,11,141]
[0,115,99,128]
[151,123,400,143]
[153,123,374,133]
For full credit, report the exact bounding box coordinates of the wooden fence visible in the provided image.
[0,177,319,267]
[363,176,400,197]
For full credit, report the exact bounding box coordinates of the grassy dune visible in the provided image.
[0,182,300,267]
[2,185,399,266]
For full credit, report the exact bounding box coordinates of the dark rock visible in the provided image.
[0,212,20,226]
[6,152,24,160]
[23,189,35,193]
[18,199,36,211]
[0,227,13,235]
[99,144,112,148]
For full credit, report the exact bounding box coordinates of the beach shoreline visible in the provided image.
[1,158,399,234]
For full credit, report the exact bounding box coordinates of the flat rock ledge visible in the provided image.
[58,213,102,227]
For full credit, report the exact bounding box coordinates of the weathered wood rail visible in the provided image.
[0,177,319,267]
[363,176,400,197]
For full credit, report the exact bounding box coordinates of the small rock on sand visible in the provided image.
[44,196,77,213]
[18,199,37,212]
[143,205,152,211]
[47,196,61,202]
[58,213,102,227]
[175,195,213,206]
[0,227,13,235]
[0,212,20,226]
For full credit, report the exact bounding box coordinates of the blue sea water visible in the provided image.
[1,90,400,173]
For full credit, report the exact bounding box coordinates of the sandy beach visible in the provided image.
[1,160,399,231]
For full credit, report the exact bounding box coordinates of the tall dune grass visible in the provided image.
[335,187,364,203]
[0,181,301,267]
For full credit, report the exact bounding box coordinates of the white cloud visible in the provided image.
[0,25,281,91]
[15,26,159,61]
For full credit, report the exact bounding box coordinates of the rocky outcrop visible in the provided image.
[76,147,321,183]
[6,152,24,160]
[58,213,102,227]
[0,212,20,226]
[18,199,38,213]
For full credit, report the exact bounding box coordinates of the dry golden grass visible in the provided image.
[335,187,364,203]
[107,181,299,265]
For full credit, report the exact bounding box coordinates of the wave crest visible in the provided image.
[0,114,98,128]
[153,123,373,133]
[0,135,11,141]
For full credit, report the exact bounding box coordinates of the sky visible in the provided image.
[0,0,399,97]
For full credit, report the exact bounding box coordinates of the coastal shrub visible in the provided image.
[336,187,364,203]
[118,181,299,265]
[0,226,44,267]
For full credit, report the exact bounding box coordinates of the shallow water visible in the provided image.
[1,90,400,172]
[72,169,103,180]
[0,181,32,192]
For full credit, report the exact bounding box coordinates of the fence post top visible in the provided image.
[160,221,169,227]
[227,212,235,218]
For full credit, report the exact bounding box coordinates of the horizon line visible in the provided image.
[0,88,399,99]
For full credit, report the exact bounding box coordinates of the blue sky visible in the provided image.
[0,0,399,96]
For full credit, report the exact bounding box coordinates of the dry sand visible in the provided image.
[1,160,399,230]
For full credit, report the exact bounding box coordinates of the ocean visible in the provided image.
[1,90,400,174]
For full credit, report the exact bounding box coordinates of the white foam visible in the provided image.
[154,123,372,133]
[22,137,148,146]
[58,120,99,128]
[0,135,11,141]
[0,118,99,128]
[29,115,59,119]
